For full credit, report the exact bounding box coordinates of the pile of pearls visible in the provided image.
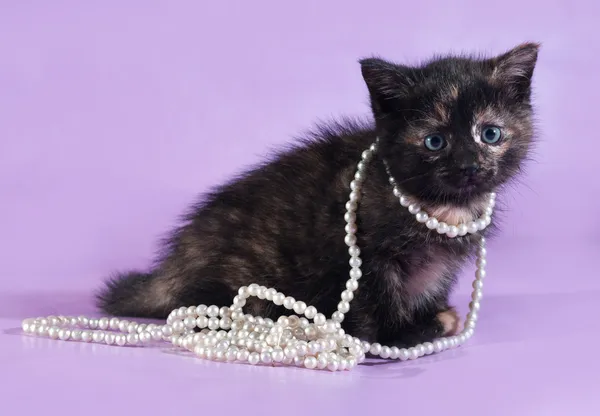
[21,139,492,371]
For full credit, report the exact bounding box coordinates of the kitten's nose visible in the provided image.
[460,163,480,177]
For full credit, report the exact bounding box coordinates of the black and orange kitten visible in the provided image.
[98,43,539,346]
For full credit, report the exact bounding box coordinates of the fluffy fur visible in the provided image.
[97,43,539,346]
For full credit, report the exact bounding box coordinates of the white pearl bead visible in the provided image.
[317,354,328,369]
[260,352,272,364]
[48,327,59,339]
[349,268,362,279]
[446,225,459,238]
[304,306,317,319]
[467,221,478,233]
[272,348,284,362]
[476,218,487,230]
[208,317,220,330]
[92,332,105,343]
[247,284,259,296]
[283,297,295,310]
[284,346,297,358]
[415,211,429,222]
[349,256,362,268]
[327,358,340,372]
[104,333,116,345]
[273,293,285,306]
[380,346,391,359]
[457,224,469,236]
[196,316,208,328]
[341,290,354,302]
[81,331,92,342]
[346,279,359,291]
[324,322,337,334]
[426,217,439,230]
[436,222,449,234]
[408,204,421,214]
[399,349,410,360]
[369,343,382,355]
[337,301,350,313]
[115,335,127,346]
[126,333,139,345]
[98,317,109,330]
[207,305,220,317]
[232,296,246,308]
[399,196,411,207]
[248,352,260,365]
[344,234,357,246]
[304,356,317,369]
[332,311,345,323]
[118,320,129,332]
[293,301,307,314]
[237,350,249,362]
[314,314,326,326]
[172,320,185,333]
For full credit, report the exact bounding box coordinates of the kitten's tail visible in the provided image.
[95,271,176,319]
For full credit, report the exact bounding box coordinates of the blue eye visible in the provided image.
[481,126,502,144]
[424,134,446,151]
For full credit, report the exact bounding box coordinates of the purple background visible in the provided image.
[1,1,599,415]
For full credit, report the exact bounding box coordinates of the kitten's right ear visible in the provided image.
[359,58,414,118]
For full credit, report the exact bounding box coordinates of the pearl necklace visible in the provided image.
[20,139,493,371]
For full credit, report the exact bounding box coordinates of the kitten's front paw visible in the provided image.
[437,308,461,336]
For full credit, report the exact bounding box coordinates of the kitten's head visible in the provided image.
[360,43,539,206]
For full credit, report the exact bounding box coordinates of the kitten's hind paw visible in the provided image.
[437,308,461,336]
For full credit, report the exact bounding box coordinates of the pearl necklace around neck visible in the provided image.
[20,138,494,372]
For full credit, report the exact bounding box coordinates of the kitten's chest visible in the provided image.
[378,240,473,314]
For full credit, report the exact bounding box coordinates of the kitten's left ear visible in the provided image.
[490,42,541,99]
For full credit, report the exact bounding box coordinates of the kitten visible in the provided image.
[97,42,539,347]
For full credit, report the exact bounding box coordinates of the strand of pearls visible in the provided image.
[381,160,495,238]
[21,139,492,371]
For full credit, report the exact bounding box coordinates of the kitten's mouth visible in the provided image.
[441,175,492,196]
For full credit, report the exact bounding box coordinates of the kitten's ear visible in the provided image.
[490,42,540,99]
[359,58,414,118]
